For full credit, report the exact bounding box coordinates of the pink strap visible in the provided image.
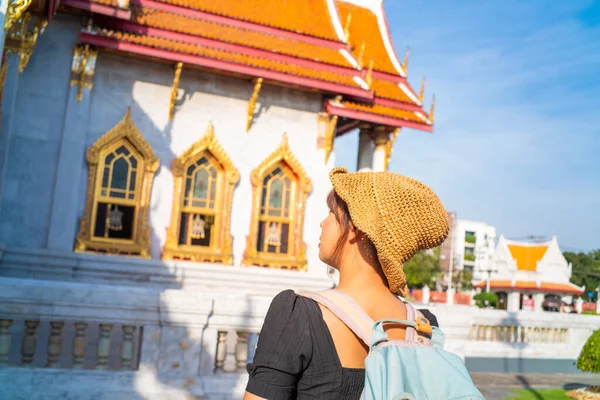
[299,290,373,345]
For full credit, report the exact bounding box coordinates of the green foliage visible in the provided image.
[577,329,600,374]
[565,250,600,301]
[508,388,569,400]
[582,310,598,316]
[464,253,476,262]
[404,247,440,289]
[465,236,476,244]
[473,292,498,308]
[452,269,473,291]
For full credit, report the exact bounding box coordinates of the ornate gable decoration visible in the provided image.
[163,122,239,263]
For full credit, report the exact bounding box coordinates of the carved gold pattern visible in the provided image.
[418,77,426,104]
[163,121,239,264]
[429,95,435,124]
[70,44,98,102]
[5,12,46,74]
[243,134,312,270]
[384,128,401,171]
[318,113,338,164]
[402,47,410,75]
[4,0,33,31]
[75,109,159,257]
[168,62,183,121]
[246,77,263,132]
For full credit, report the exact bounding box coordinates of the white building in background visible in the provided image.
[474,236,583,312]
[453,219,497,281]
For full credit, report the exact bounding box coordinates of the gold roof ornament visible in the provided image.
[402,47,410,75]
[246,77,263,132]
[357,40,366,68]
[418,77,426,104]
[344,12,352,43]
[429,95,435,124]
[366,59,374,89]
[168,62,183,121]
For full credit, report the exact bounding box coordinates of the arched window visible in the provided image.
[75,109,158,257]
[243,134,312,270]
[163,122,239,263]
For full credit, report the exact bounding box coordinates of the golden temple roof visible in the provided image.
[507,244,549,271]
[152,0,341,41]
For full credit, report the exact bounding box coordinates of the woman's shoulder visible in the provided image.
[418,308,439,328]
[266,289,317,319]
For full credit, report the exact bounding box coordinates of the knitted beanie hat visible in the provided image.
[329,167,449,297]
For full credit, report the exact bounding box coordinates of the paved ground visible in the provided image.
[470,373,599,399]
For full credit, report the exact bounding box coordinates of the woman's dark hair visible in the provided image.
[326,190,378,266]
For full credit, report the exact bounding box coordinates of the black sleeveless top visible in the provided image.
[246,290,439,399]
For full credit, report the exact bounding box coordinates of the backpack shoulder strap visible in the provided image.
[298,290,374,346]
[405,302,433,345]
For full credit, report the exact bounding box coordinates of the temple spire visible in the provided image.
[429,95,435,124]
[419,77,426,104]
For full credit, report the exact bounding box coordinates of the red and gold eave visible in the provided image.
[51,0,434,132]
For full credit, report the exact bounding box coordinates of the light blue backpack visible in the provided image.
[301,290,485,400]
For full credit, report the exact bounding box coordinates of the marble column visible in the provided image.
[47,45,97,250]
[372,126,390,172]
[0,54,21,213]
[507,292,521,312]
[356,125,373,172]
[533,293,545,313]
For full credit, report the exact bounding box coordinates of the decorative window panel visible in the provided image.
[162,122,239,264]
[243,134,312,270]
[75,109,159,257]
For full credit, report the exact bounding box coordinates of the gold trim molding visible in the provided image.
[5,12,46,74]
[162,121,240,264]
[4,0,33,32]
[242,134,312,270]
[75,109,159,257]
[168,62,182,121]
[246,77,263,132]
[70,44,98,102]
[384,128,401,171]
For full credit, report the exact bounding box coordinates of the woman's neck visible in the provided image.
[335,253,388,293]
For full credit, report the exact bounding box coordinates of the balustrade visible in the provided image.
[0,319,141,370]
[470,324,569,344]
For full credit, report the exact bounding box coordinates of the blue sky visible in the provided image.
[335,0,600,252]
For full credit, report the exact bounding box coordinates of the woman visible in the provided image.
[244,167,449,399]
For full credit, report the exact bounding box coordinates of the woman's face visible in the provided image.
[318,207,344,267]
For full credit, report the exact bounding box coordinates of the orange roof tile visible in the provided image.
[98,29,360,88]
[507,245,548,271]
[474,280,583,294]
[90,0,119,6]
[153,0,340,41]
[341,101,425,124]
[336,1,398,75]
[130,7,352,68]
[371,77,415,104]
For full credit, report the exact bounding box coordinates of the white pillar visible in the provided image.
[446,288,455,305]
[533,293,545,313]
[422,286,430,304]
[507,292,520,312]
[575,297,583,314]
[356,126,374,172]
[372,127,389,172]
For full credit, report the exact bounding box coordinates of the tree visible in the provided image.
[404,247,441,289]
[473,292,498,308]
[574,329,600,394]
[564,250,600,301]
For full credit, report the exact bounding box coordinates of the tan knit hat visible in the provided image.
[329,167,449,297]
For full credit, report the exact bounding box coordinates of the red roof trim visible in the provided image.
[80,32,373,100]
[62,0,131,18]
[132,0,347,50]
[326,102,432,132]
[97,18,361,77]
[374,97,425,113]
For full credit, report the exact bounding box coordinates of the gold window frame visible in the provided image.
[243,134,312,270]
[75,109,159,258]
[163,122,239,264]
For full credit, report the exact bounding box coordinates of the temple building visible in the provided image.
[474,236,584,312]
[0,0,436,397]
